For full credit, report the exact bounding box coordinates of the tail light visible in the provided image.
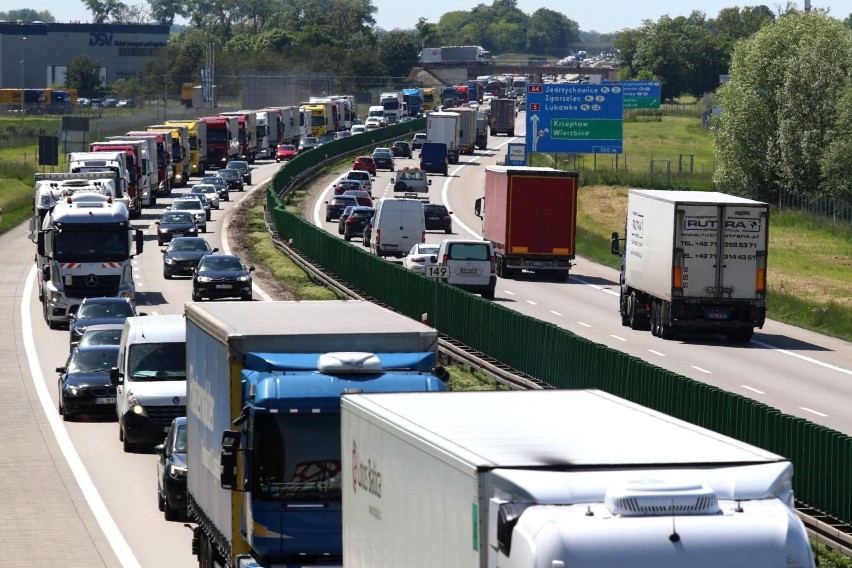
[375,229,381,244]
[673,266,683,290]
[443,253,449,264]
[421,231,426,243]
[490,254,496,275]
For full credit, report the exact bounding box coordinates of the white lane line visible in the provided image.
[800,407,829,417]
[648,349,667,357]
[690,365,712,374]
[576,321,592,328]
[610,335,627,341]
[526,300,537,305]
[752,339,852,377]
[312,178,339,227]
[22,266,141,568]
[550,310,562,316]
[221,185,273,302]
[569,274,620,297]
[741,385,765,395]
[503,290,516,296]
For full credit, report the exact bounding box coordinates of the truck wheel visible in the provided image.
[619,292,630,327]
[628,292,645,331]
[482,286,496,300]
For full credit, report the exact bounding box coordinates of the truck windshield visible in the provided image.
[207,129,227,143]
[252,412,341,503]
[310,115,325,128]
[54,228,128,262]
[127,342,186,381]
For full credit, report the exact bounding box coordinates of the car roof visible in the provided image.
[199,253,242,262]
[80,297,131,305]
[80,323,125,332]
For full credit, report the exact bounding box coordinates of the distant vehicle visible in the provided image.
[398,116,415,123]
[190,183,220,209]
[170,198,207,232]
[370,198,425,258]
[317,133,336,146]
[156,211,199,246]
[325,195,358,222]
[341,190,373,207]
[162,237,217,279]
[393,168,431,197]
[192,254,254,301]
[69,297,137,350]
[155,416,188,521]
[298,137,319,153]
[56,345,120,421]
[392,141,412,159]
[350,124,367,135]
[333,179,366,196]
[364,117,383,130]
[338,205,357,234]
[200,176,229,201]
[343,170,373,192]
[411,132,427,149]
[342,206,374,242]
[225,160,251,185]
[181,193,211,221]
[76,324,124,349]
[403,242,440,273]
[436,239,496,299]
[275,144,297,162]
[419,142,449,176]
[216,168,244,192]
[423,203,452,233]
[116,99,134,108]
[335,130,352,139]
[371,147,395,171]
[352,156,377,176]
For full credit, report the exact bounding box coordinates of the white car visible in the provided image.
[342,170,373,192]
[351,124,367,135]
[170,198,207,232]
[403,243,440,273]
[190,184,220,209]
[365,117,383,130]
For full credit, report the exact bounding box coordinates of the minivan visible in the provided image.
[436,239,497,300]
[370,198,425,258]
[111,315,186,452]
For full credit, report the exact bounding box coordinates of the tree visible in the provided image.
[83,0,127,23]
[415,17,438,48]
[147,0,188,26]
[113,3,151,23]
[709,5,774,54]
[526,8,579,57]
[378,31,419,81]
[65,55,103,97]
[714,12,852,201]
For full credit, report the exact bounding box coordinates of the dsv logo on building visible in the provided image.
[89,33,114,47]
[351,441,382,498]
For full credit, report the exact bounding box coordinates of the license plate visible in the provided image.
[460,268,479,275]
[706,308,730,320]
[96,397,116,404]
[173,233,184,238]
[216,284,233,289]
[428,216,440,221]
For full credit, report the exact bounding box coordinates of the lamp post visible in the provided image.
[20,35,26,121]
[163,41,169,121]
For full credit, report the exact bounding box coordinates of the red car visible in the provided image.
[342,190,373,207]
[352,156,377,176]
[276,144,297,162]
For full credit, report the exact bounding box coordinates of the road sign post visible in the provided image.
[424,265,449,331]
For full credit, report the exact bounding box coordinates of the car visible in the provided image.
[371,148,395,171]
[364,117,383,130]
[190,183,220,209]
[201,175,230,201]
[192,254,254,301]
[341,189,373,207]
[335,130,352,139]
[362,216,374,247]
[317,133,336,146]
[325,195,358,222]
[350,124,367,135]
[181,193,212,221]
[225,160,252,185]
[170,198,207,232]
[393,168,431,196]
[342,170,373,192]
[411,132,427,149]
[423,203,453,233]
[342,206,374,242]
[333,179,367,196]
[392,141,412,159]
[162,236,218,279]
[56,344,120,421]
[101,98,118,108]
[155,416,188,520]
[216,168,244,192]
[403,243,441,273]
[338,205,357,234]
[399,116,415,123]
[76,324,124,349]
[69,297,137,349]
[352,156,377,176]
[156,211,199,246]
[436,239,497,299]
[276,144,297,162]
[298,137,319,153]
[116,99,134,108]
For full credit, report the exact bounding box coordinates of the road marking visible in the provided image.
[569,274,620,297]
[503,290,516,296]
[752,339,852,377]
[800,407,828,417]
[691,365,712,374]
[610,335,627,341]
[550,310,562,316]
[648,349,667,357]
[741,385,765,395]
[22,267,141,568]
[526,300,537,305]
[576,321,592,328]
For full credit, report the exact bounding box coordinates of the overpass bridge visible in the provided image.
[420,62,618,86]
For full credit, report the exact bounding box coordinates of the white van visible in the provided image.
[367,105,386,124]
[436,239,497,299]
[370,198,425,258]
[111,314,186,452]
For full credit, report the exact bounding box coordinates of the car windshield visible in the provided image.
[279,145,295,151]
[127,342,186,381]
[79,329,123,347]
[162,212,194,223]
[173,201,200,211]
[199,256,244,272]
[68,349,119,373]
[333,198,357,206]
[347,171,368,180]
[203,177,224,186]
[418,244,440,255]
[170,239,209,252]
[78,302,134,319]
[227,161,248,170]
[218,170,238,179]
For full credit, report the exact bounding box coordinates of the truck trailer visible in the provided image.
[475,166,578,281]
[341,389,816,568]
[426,111,460,164]
[611,189,769,343]
[444,106,477,155]
[218,111,258,163]
[186,301,449,568]
[489,98,516,136]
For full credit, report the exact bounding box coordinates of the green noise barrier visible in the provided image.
[265,128,852,526]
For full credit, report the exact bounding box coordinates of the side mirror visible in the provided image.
[135,229,144,255]
[611,232,621,256]
[56,366,66,373]
[138,312,148,317]
[155,220,160,225]
[248,266,255,272]
[474,197,483,218]
[220,429,241,490]
[109,367,123,386]
[153,444,165,458]
[212,247,219,253]
[428,180,432,185]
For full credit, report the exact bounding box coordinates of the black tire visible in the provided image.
[628,292,645,331]
[122,436,135,453]
[163,272,171,280]
[482,287,496,300]
[192,290,202,302]
[157,239,164,247]
[445,226,452,234]
[158,486,165,512]
[394,182,406,192]
[242,294,252,301]
[344,234,351,241]
[164,500,178,521]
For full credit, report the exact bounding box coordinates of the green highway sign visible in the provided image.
[551,118,623,140]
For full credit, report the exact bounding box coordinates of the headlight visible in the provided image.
[188,227,198,234]
[168,464,187,478]
[237,275,249,282]
[164,257,175,265]
[126,391,146,416]
[50,292,62,303]
[63,384,82,397]
[158,227,168,234]
[196,276,212,282]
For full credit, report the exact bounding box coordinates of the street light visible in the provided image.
[20,35,26,120]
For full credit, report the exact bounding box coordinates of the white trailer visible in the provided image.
[612,190,769,343]
[255,110,273,159]
[342,389,815,568]
[426,111,460,163]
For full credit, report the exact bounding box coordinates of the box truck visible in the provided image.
[611,190,769,343]
[474,166,578,281]
[186,301,449,568]
[426,111,460,164]
[341,389,815,568]
[489,98,516,136]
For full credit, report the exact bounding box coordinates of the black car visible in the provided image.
[216,168,244,192]
[325,196,358,222]
[201,175,230,201]
[298,137,318,153]
[156,211,199,246]
[392,141,413,159]
[371,148,395,171]
[57,344,120,421]
[343,207,375,242]
[162,237,218,279]
[317,133,336,146]
[77,324,124,348]
[192,254,254,301]
[225,160,252,185]
[69,297,137,349]
[155,416,188,521]
[337,206,357,234]
[423,203,453,234]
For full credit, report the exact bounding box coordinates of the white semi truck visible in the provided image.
[341,389,815,568]
[612,190,769,343]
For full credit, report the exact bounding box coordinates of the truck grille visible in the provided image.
[147,405,186,426]
[65,274,122,298]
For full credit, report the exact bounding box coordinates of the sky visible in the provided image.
[16,0,850,35]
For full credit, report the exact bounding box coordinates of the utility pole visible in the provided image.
[20,35,26,123]
[164,41,169,121]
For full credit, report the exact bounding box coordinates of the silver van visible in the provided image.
[436,239,497,300]
[370,198,425,258]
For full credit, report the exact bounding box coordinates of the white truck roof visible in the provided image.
[122,314,185,343]
[629,189,766,206]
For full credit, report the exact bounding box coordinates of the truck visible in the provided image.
[147,125,188,187]
[66,152,130,212]
[426,111,460,164]
[199,115,239,169]
[444,106,477,154]
[106,136,156,207]
[125,131,173,197]
[33,173,119,228]
[218,111,258,163]
[341,389,816,568]
[420,45,492,65]
[29,193,143,328]
[421,87,436,111]
[474,166,579,281]
[489,98,516,136]
[255,110,273,159]
[611,189,769,343]
[185,300,449,568]
[161,123,192,182]
[454,85,470,106]
[89,141,144,217]
[379,92,403,124]
[402,88,422,117]
[475,113,488,150]
[326,95,356,130]
[165,119,208,176]
[440,86,458,109]
[301,101,332,137]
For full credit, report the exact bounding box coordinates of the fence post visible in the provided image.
[666,160,672,186]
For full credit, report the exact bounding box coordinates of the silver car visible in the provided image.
[170,198,207,232]
[190,183,220,209]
